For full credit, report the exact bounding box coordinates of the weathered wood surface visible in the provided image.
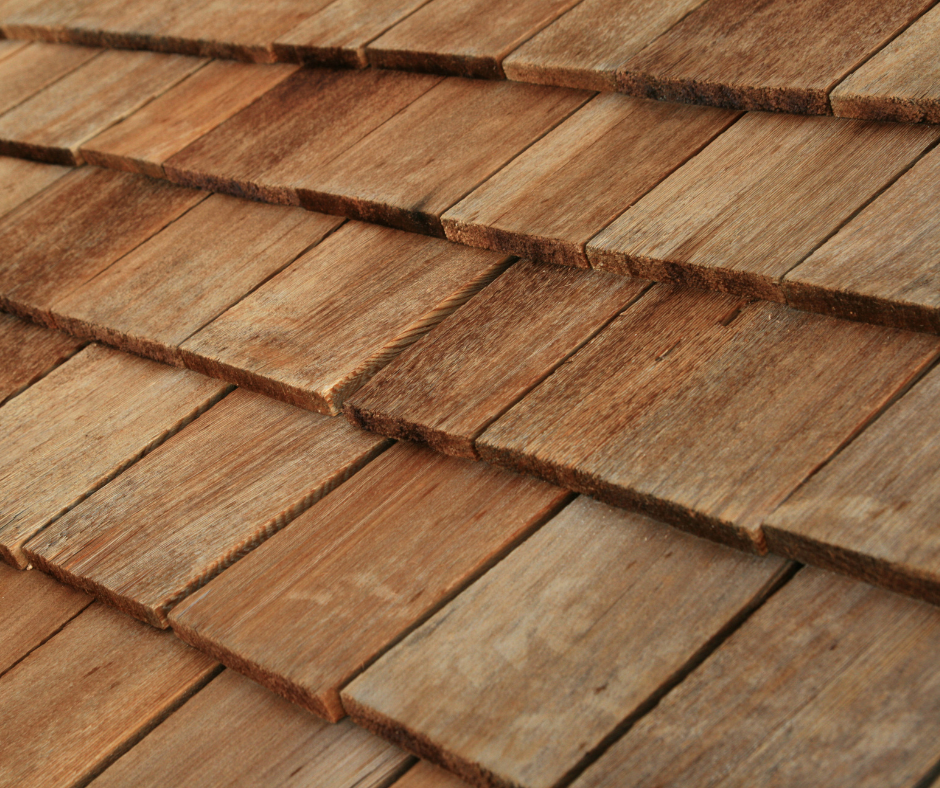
[82,59,299,178]
[0,603,217,788]
[0,48,203,164]
[0,312,83,407]
[0,0,99,41]
[572,567,940,788]
[343,496,791,788]
[298,78,590,236]
[0,41,96,116]
[181,221,510,415]
[51,194,343,365]
[0,155,70,220]
[25,388,388,627]
[587,112,940,302]
[477,284,940,551]
[91,669,412,788]
[617,0,936,114]
[0,39,28,62]
[391,762,471,788]
[346,260,647,458]
[0,344,229,568]
[0,167,205,325]
[169,442,570,722]
[442,93,738,267]
[165,67,442,205]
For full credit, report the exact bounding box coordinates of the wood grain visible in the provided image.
[82,59,299,179]
[181,221,510,415]
[0,41,97,116]
[346,260,648,459]
[477,284,940,551]
[0,155,70,220]
[0,312,83,407]
[0,0,99,41]
[572,567,940,788]
[617,0,936,114]
[343,496,791,788]
[297,77,590,236]
[0,344,229,568]
[50,194,343,365]
[587,112,940,302]
[442,93,738,267]
[0,39,29,63]
[391,762,471,788]
[0,603,217,788]
[169,441,570,722]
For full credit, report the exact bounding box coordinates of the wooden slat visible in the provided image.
[391,762,470,788]
[50,194,343,365]
[617,0,935,114]
[0,0,99,41]
[169,441,570,722]
[81,59,299,179]
[0,167,205,325]
[0,312,83,407]
[0,344,229,568]
[343,496,791,788]
[25,388,389,627]
[587,112,940,303]
[297,78,590,236]
[442,93,739,267]
[0,155,70,221]
[0,39,29,62]
[571,567,940,788]
[0,41,97,116]
[477,284,940,551]
[346,260,647,458]
[164,67,443,205]
[0,603,217,788]
[180,221,511,415]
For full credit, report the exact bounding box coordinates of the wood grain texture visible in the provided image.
[181,221,510,415]
[572,567,940,788]
[298,77,590,236]
[169,441,570,722]
[442,93,738,267]
[0,39,29,62]
[0,0,99,41]
[0,155,70,220]
[477,284,940,551]
[81,59,299,178]
[91,670,412,788]
[0,48,203,164]
[0,603,217,788]
[831,4,940,123]
[343,496,791,788]
[0,41,96,115]
[0,344,229,568]
[164,67,443,205]
[783,140,940,333]
[346,260,647,459]
[617,0,936,114]
[0,167,205,325]
[0,312,83,407]
[50,194,343,365]
[392,762,471,788]
[587,112,940,302]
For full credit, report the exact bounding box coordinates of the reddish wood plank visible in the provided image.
[0,155,70,220]
[0,41,97,116]
[0,312,83,407]
[0,0,100,41]
[392,762,471,788]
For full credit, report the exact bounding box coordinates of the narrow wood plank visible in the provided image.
[572,567,940,788]
[346,260,647,459]
[477,284,940,551]
[181,221,510,415]
[587,112,940,303]
[0,48,204,164]
[297,78,590,236]
[164,67,443,205]
[0,344,229,568]
[617,0,935,114]
[25,388,389,627]
[0,167,205,325]
[0,312,83,407]
[50,194,343,365]
[169,441,570,722]
[0,41,97,116]
[343,496,791,788]
[0,155,70,221]
[0,603,217,788]
[391,762,471,788]
[442,93,739,267]
[82,59,299,179]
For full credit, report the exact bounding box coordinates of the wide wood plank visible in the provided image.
[0,312,83,407]
[0,41,98,119]
[181,221,510,415]
[50,194,343,365]
[0,603,217,788]
[572,567,940,788]
[346,260,647,458]
[617,0,935,114]
[343,496,791,788]
[587,112,940,302]
[442,93,738,267]
[169,442,570,722]
[477,284,940,551]
[0,344,229,568]
[0,155,70,220]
